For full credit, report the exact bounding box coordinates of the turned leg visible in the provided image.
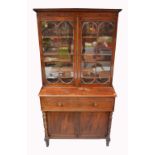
[106,112,113,147]
[44,138,49,147]
[42,112,50,147]
[106,137,110,146]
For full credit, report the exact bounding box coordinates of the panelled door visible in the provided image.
[79,112,110,138]
[46,112,78,138]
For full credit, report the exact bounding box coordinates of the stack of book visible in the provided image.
[84,42,95,53]
[58,47,70,60]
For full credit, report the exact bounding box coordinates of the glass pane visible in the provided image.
[41,21,74,84]
[81,62,96,84]
[81,21,114,84]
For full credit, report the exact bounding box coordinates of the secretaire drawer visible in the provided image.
[40,97,115,112]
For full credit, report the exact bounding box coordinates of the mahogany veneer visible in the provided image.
[34,8,121,147]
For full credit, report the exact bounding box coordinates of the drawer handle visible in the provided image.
[92,102,97,107]
[57,102,63,107]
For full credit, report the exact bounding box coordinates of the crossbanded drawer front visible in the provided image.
[40,97,115,112]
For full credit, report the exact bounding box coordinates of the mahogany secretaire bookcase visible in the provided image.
[34,8,121,147]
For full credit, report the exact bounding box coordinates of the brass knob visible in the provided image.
[93,102,97,107]
[57,102,63,107]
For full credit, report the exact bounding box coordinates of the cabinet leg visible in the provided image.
[106,112,112,147]
[44,138,49,147]
[106,137,110,146]
[42,112,49,147]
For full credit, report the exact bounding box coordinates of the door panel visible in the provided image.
[40,18,76,85]
[79,112,109,138]
[79,19,116,85]
[46,112,77,138]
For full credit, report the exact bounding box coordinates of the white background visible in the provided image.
[27,1,127,155]
[0,0,155,155]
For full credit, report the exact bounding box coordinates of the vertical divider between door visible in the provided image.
[74,17,77,86]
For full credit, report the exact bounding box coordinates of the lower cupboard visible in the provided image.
[46,112,110,138]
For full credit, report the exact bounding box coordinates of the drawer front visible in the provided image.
[40,97,115,112]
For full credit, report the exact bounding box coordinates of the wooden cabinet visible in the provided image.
[34,8,121,147]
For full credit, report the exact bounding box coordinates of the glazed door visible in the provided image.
[39,17,77,85]
[78,17,117,86]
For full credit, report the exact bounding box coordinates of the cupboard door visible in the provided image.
[40,18,76,85]
[79,20,115,85]
[79,112,109,138]
[46,112,77,138]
